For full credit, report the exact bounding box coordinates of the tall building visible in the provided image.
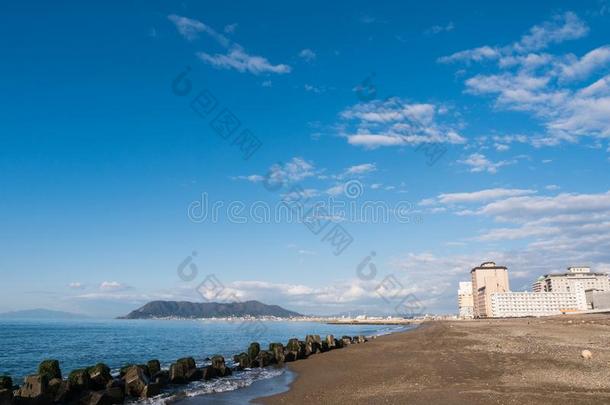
[470,262,509,318]
[538,267,610,293]
[457,281,474,319]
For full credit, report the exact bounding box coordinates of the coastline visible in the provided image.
[174,325,414,404]
[172,368,294,405]
[1,319,408,405]
[257,314,610,404]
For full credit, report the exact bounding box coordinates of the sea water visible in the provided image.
[0,318,411,402]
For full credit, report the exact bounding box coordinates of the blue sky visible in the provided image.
[2,0,610,317]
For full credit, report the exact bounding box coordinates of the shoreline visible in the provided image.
[1,321,409,405]
[325,320,421,325]
[256,314,610,404]
[253,327,421,405]
[176,325,415,404]
[172,368,294,405]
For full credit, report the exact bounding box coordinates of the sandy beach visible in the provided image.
[258,314,610,404]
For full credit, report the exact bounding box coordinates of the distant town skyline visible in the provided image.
[2,0,610,317]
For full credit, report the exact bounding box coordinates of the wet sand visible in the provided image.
[175,368,294,405]
[257,314,610,404]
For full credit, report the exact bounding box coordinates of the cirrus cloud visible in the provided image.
[168,14,291,75]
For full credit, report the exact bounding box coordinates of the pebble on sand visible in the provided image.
[581,349,593,359]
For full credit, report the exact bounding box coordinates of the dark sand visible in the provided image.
[257,314,610,404]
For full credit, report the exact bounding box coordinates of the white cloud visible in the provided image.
[418,198,437,206]
[168,15,231,46]
[197,47,291,75]
[167,14,208,41]
[465,73,553,101]
[232,175,264,183]
[476,224,559,241]
[477,191,610,219]
[74,286,195,303]
[450,191,610,274]
[547,84,610,139]
[463,66,610,143]
[304,84,323,93]
[298,48,316,62]
[238,157,317,188]
[599,1,610,16]
[438,46,500,64]
[558,45,610,82]
[440,12,587,64]
[342,101,436,123]
[458,153,515,173]
[68,282,84,289]
[169,14,291,75]
[281,188,319,201]
[360,15,377,24]
[341,98,466,149]
[425,22,454,35]
[579,74,610,98]
[224,23,238,34]
[432,188,537,205]
[99,281,129,291]
[325,184,344,196]
[545,184,561,191]
[493,134,528,142]
[345,163,377,175]
[440,12,610,145]
[236,159,376,195]
[221,278,401,314]
[498,51,553,67]
[274,157,316,183]
[513,12,588,53]
[347,134,406,148]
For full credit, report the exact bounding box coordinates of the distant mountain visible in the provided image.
[0,309,88,319]
[119,300,302,319]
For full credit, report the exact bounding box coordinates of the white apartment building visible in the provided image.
[457,281,474,319]
[490,286,588,318]
[463,263,607,318]
[539,267,610,293]
[532,276,545,293]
